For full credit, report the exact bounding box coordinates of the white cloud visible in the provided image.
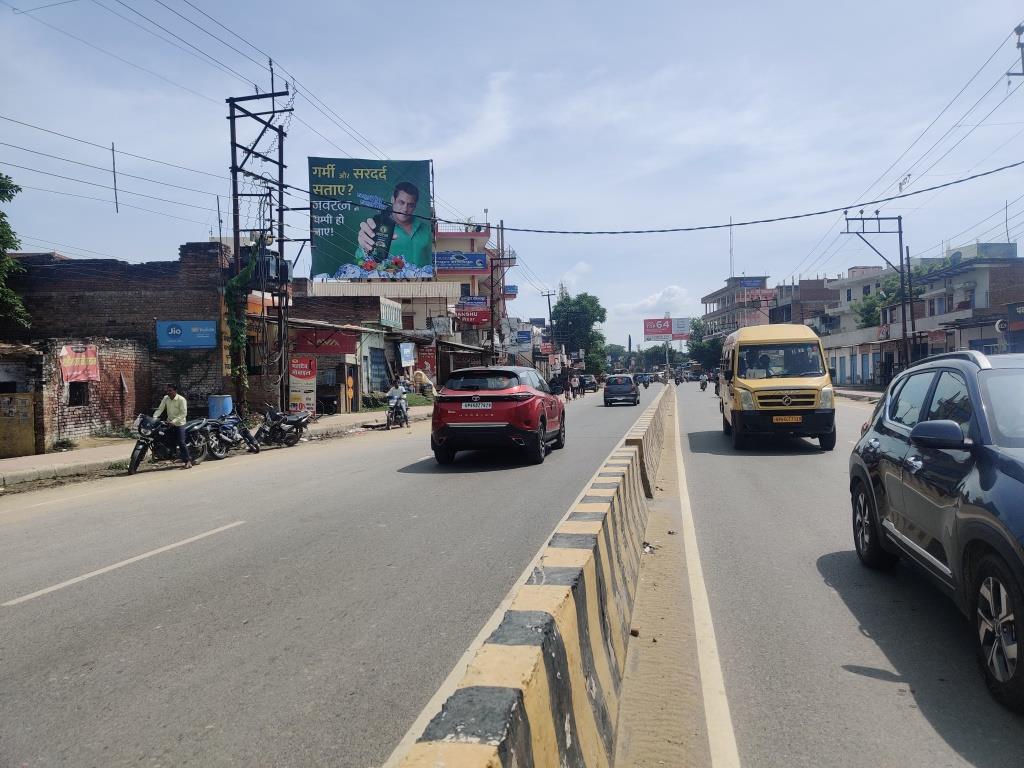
[405,72,513,168]
[613,285,698,320]
[560,260,592,289]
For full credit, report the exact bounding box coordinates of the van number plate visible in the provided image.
[462,402,492,410]
[773,415,802,424]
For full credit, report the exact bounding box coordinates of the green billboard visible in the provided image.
[308,157,433,279]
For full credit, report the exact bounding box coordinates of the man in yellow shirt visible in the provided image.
[153,383,192,469]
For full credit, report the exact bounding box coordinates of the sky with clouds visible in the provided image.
[3,0,1024,346]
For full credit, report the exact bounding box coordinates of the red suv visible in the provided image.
[431,366,566,465]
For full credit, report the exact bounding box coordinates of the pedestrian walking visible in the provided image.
[153,383,192,469]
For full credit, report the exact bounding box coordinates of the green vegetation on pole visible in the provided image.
[0,173,30,328]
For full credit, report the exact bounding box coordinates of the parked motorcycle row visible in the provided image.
[127,406,310,475]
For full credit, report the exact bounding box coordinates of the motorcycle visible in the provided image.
[674,376,682,386]
[700,380,708,392]
[204,410,260,460]
[254,405,310,447]
[386,389,410,430]
[643,379,650,390]
[128,414,208,474]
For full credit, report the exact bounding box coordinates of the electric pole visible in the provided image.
[843,211,911,369]
[227,85,293,409]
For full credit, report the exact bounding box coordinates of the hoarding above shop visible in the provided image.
[308,157,433,280]
[156,320,218,349]
[434,251,488,275]
[293,329,358,355]
[454,307,490,325]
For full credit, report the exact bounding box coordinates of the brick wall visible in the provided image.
[290,296,382,325]
[36,338,151,446]
[989,262,1024,310]
[4,243,231,409]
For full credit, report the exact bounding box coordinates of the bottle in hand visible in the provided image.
[369,204,395,263]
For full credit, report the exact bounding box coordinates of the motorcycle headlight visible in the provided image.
[820,386,835,410]
[139,427,152,436]
[739,389,756,411]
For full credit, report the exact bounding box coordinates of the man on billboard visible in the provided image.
[353,181,432,270]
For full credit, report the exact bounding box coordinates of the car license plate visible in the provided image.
[773,415,802,424]
[462,402,492,410]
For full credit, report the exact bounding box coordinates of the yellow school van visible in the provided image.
[718,324,836,451]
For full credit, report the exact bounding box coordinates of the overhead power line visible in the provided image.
[0,141,221,195]
[0,114,227,179]
[294,156,1024,235]
[2,160,217,211]
[17,184,211,224]
[0,0,219,104]
[786,29,1019,281]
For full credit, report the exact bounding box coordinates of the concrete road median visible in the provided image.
[388,392,673,767]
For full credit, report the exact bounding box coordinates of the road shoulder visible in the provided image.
[613,393,712,767]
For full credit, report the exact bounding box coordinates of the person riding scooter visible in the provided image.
[700,372,708,392]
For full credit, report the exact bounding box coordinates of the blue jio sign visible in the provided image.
[156,320,218,349]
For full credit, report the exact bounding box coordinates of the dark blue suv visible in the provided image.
[849,351,1024,710]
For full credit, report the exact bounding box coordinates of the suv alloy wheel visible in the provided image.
[851,481,897,569]
[974,554,1024,710]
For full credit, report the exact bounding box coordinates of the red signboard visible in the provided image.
[60,345,100,382]
[293,329,358,355]
[454,307,491,325]
[288,356,317,415]
[416,347,437,380]
[643,318,672,341]
[540,343,553,354]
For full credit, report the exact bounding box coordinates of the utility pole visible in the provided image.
[226,85,293,408]
[843,211,910,368]
[542,289,557,377]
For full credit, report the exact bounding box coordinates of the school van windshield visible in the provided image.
[737,343,825,379]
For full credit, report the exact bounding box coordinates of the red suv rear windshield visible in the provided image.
[444,370,521,391]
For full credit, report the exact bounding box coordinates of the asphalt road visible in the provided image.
[675,383,1024,768]
[0,387,657,768]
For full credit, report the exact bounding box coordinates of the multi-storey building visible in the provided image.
[700,276,775,338]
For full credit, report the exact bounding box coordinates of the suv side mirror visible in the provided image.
[828,367,837,381]
[551,384,564,395]
[910,420,971,450]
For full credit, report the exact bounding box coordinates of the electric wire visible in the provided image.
[0,114,227,179]
[0,0,219,104]
[0,141,222,195]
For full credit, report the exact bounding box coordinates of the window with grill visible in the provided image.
[68,382,89,406]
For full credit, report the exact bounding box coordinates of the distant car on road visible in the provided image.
[431,366,565,465]
[581,374,599,392]
[604,374,640,406]
[850,351,1024,711]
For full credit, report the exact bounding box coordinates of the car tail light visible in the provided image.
[511,393,534,402]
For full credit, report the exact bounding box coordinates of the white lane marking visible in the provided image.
[2,520,246,607]
[416,454,433,461]
[673,395,742,768]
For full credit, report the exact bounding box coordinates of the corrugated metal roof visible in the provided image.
[306,281,461,299]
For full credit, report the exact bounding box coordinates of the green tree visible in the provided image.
[850,260,946,329]
[551,288,608,373]
[606,343,626,366]
[686,317,722,370]
[0,173,30,328]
